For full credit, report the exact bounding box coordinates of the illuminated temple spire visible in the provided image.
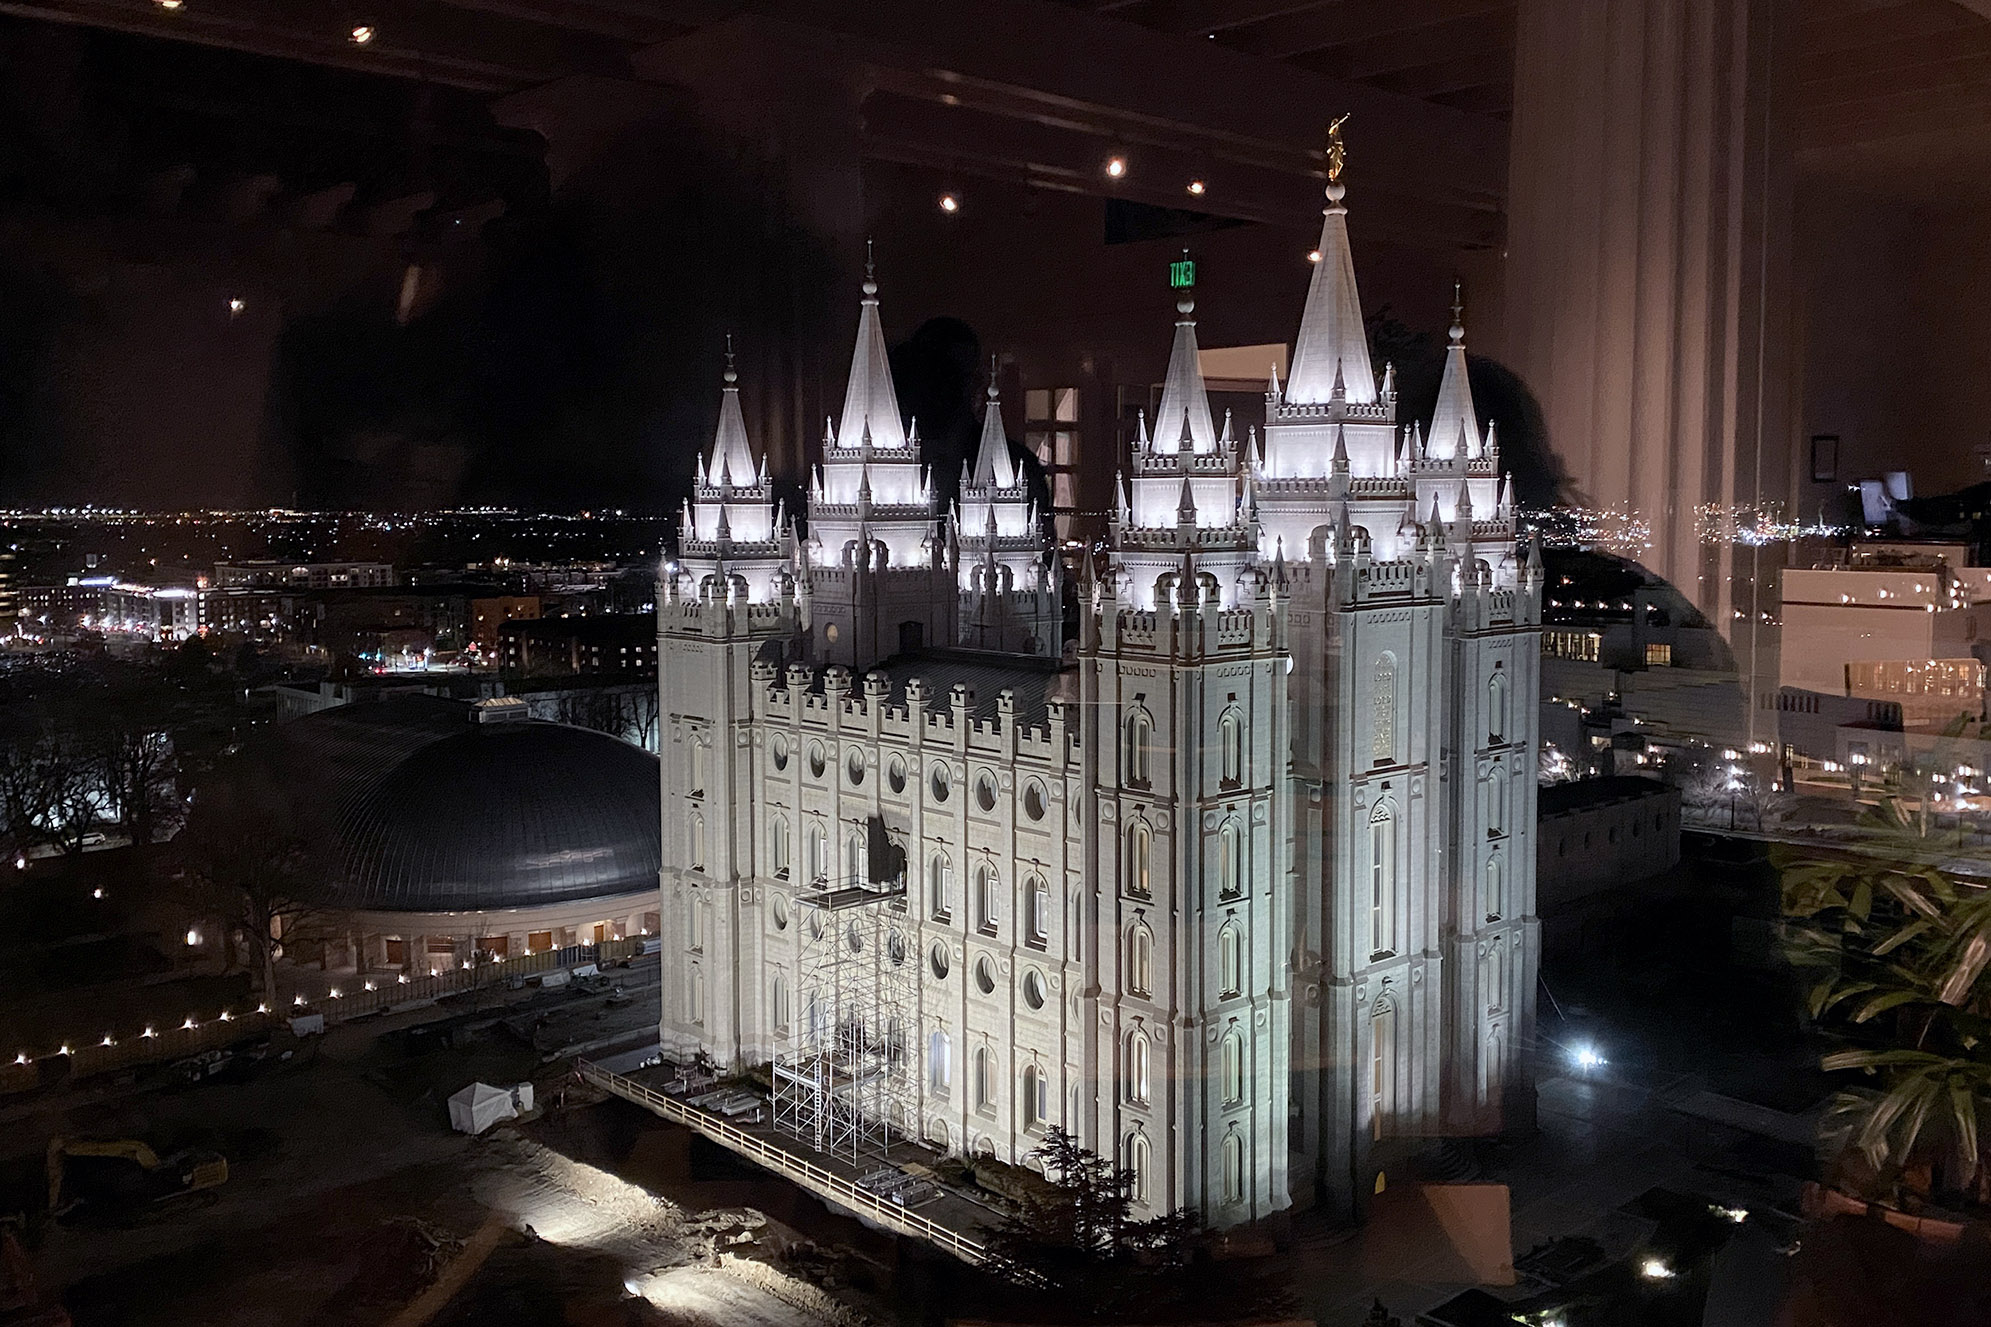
[968,364,1021,489]
[1286,115,1376,406]
[835,239,909,451]
[1427,283,1482,460]
[1151,283,1216,454]
[708,334,757,485]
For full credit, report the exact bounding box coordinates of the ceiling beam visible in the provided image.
[1093,0,1340,37]
[1221,0,1509,62]
[1293,8,1510,81]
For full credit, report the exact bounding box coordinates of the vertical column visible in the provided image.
[1505,0,1797,691]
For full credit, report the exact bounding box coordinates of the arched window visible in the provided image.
[1128,820,1153,897]
[1485,856,1503,921]
[1488,668,1509,745]
[1487,766,1507,837]
[687,962,705,1024]
[1220,710,1243,787]
[806,822,827,883]
[1369,803,1397,956]
[1026,875,1050,947]
[1221,1130,1245,1204]
[1484,943,1505,1015]
[771,973,789,1033]
[1218,820,1242,899]
[975,864,1000,933]
[1220,1029,1244,1104]
[1127,1030,1151,1104]
[1126,708,1153,786]
[1371,998,1396,1141]
[1218,922,1242,998]
[1371,654,1397,766]
[1022,1063,1046,1130]
[770,815,790,878]
[1126,1132,1151,1204]
[688,737,706,796]
[1127,924,1154,998]
[688,894,707,953]
[689,812,706,870]
[928,853,952,921]
[928,1030,951,1094]
[974,1046,996,1113]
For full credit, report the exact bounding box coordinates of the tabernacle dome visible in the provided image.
[200,693,661,974]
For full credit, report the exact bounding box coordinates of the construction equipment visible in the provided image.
[44,1138,227,1219]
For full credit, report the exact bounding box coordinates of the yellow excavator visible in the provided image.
[44,1138,226,1220]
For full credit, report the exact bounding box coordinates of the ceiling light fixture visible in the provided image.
[350,24,375,44]
[1105,156,1127,179]
[1307,249,1323,264]
[938,192,961,214]
[1186,179,1206,196]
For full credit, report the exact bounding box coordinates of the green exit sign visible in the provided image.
[1169,258,1196,289]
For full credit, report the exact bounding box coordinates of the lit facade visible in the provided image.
[658,168,1542,1223]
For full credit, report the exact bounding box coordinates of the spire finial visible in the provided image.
[723,332,737,385]
[987,353,1000,401]
[1449,280,1465,345]
[863,238,877,298]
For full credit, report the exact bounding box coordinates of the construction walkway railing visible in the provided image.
[577,1058,988,1266]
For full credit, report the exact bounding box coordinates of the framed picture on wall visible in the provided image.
[1811,434,1839,484]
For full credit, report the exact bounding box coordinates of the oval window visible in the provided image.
[1022,968,1046,1010]
[930,764,952,803]
[846,921,864,953]
[888,931,908,967]
[771,893,789,930]
[975,955,997,995]
[1022,779,1047,821]
[976,772,998,812]
[808,741,826,778]
[888,755,907,794]
[846,748,866,786]
[771,734,789,771]
[808,911,825,940]
[930,943,950,980]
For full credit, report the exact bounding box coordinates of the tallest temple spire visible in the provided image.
[835,239,910,451]
[1285,115,1376,406]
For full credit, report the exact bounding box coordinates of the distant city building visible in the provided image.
[212,560,397,590]
[471,595,541,651]
[499,612,655,678]
[1780,541,1991,733]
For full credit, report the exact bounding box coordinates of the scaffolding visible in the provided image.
[772,874,919,1163]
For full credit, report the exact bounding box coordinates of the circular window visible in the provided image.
[930,764,952,803]
[771,734,789,771]
[888,755,907,794]
[1022,779,1047,821]
[888,930,908,967]
[930,943,950,980]
[846,922,864,953]
[825,623,840,643]
[846,748,866,786]
[771,893,789,930]
[1022,968,1046,1010]
[976,772,998,812]
[975,955,997,995]
[808,741,827,778]
[808,911,825,940]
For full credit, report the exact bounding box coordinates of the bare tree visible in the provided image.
[175,782,321,996]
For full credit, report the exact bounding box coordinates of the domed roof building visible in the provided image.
[209,693,661,976]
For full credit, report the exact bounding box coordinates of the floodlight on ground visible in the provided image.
[1571,1044,1605,1072]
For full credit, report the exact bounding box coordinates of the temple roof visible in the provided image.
[1152,297,1217,453]
[835,255,910,451]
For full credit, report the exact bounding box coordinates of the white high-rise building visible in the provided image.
[657,162,1542,1223]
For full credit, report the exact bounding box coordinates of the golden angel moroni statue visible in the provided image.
[1327,113,1349,183]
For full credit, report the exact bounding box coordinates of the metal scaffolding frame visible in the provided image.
[771,874,918,1164]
